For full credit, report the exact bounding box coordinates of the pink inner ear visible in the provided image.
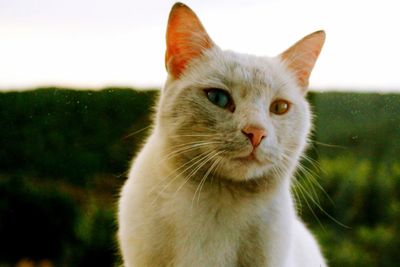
[165,3,213,79]
[280,31,325,90]
[296,70,310,88]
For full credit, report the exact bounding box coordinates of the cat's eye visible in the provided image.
[205,89,234,112]
[270,99,290,115]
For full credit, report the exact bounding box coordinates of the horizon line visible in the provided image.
[0,84,399,94]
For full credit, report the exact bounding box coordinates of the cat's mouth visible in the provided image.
[231,147,276,166]
[234,152,263,165]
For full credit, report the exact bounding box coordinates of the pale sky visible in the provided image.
[0,0,399,91]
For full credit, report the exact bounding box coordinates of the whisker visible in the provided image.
[313,141,346,149]
[123,125,152,139]
[211,156,224,186]
[296,180,350,229]
[295,181,326,231]
[167,140,221,150]
[162,141,222,162]
[169,134,218,138]
[281,148,344,227]
[194,154,224,204]
[291,177,303,216]
[271,163,303,215]
[172,151,221,197]
[300,153,321,171]
[298,161,335,206]
[190,151,222,207]
[149,150,212,205]
[296,164,321,205]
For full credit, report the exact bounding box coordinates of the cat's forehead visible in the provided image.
[223,57,276,96]
[187,48,297,99]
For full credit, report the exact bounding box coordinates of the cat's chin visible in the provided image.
[233,153,266,165]
[219,157,274,182]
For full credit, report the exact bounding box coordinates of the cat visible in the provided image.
[118,2,327,267]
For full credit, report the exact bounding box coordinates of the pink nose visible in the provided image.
[241,125,267,148]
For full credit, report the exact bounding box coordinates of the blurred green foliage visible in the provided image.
[0,88,156,184]
[0,88,399,266]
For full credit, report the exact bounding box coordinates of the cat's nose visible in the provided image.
[241,125,267,148]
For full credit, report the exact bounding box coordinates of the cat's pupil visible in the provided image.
[270,100,290,115]
[206,89,230,109]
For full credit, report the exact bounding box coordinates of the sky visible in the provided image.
[0,0,399,92]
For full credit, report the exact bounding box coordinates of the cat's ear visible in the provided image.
[165,2,214,79]
[280,30,325,91]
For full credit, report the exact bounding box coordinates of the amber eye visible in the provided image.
[270,99,290,115]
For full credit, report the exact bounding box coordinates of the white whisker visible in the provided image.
[162,141,222,162]
[172,151,221,197]
[194,153,224,204]
[149,150,213,206]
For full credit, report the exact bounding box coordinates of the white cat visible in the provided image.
[118,2,327,267]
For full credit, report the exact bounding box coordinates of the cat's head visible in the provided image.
[157,3,325,184]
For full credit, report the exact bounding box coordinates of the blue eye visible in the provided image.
[206,89,233,110]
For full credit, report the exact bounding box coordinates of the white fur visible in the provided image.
[118,44,327,266]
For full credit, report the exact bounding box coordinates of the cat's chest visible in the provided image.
[166,186,263,228]
[161,190,272,267]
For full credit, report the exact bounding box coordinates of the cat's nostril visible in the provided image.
[241,126,267,148]
[242,131,254,140]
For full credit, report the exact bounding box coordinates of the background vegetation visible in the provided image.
[0,88,399,266]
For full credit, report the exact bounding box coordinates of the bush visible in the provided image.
[0,176,78,264]
[294,158,400,267]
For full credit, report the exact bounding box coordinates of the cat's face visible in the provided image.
[159,48,310,182]
[157,3,324,183]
